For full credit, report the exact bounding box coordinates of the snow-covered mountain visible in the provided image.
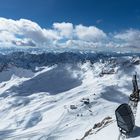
[0,51,140,140]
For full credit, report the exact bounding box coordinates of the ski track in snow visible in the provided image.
[0,52,140,140]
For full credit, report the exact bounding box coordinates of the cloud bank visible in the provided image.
[0,17,139,50]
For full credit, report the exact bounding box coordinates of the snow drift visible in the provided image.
[0,51,140,140]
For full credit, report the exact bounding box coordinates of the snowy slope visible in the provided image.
[0,52,140,140]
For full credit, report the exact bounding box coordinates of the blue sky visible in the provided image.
[0,0,140,32]
[0,0,140,51]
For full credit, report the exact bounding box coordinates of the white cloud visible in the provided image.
[75,24,107,42]
[0,18,58,47]
[53,22,73,39]
[12,39,36,47]
[17,19,47,43]
[65,39,104,49]
[0,31,15,42]
[114,29,140,47]
[0,18,108,48]
[0,17,139,51]
[43,29,60,41]
[0,18,19,33]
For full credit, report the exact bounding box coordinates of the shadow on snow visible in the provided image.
[8,65,82,96]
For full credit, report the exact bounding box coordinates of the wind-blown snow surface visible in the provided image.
[0,51,140,140]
